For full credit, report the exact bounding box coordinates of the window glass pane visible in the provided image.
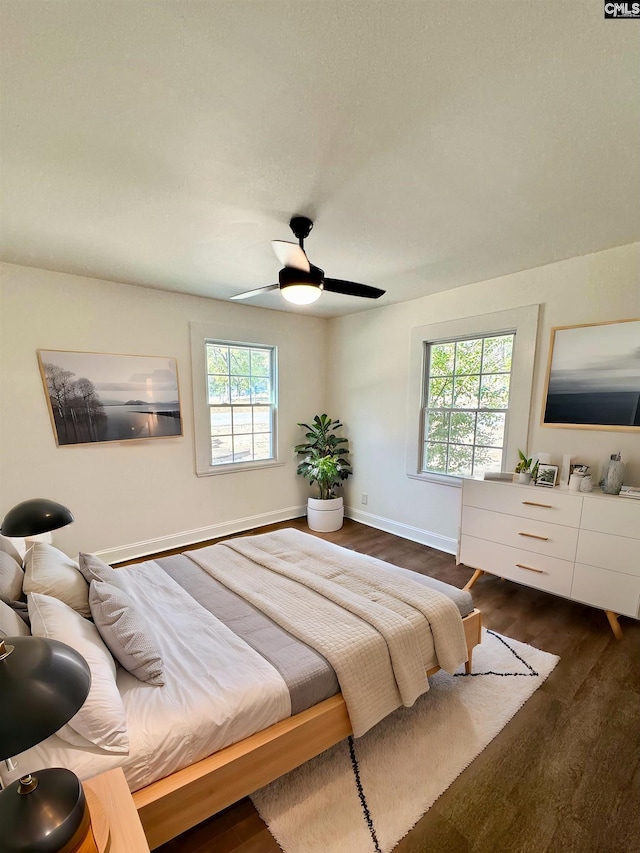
[447,444,473,475]
[429,342,455,376]
[251,378,270,404]
[211,435,233,465]
[480,373,510,409]
[424,442,447,473]
[230,348,251,376]
[207,345,229,375]
[452,374,480,409]
[210,406,232,435]
[208,376,229,405]
[253,433,272,460]
[253,405,271,432]
[449,412,475,445]
[251,350,271,377]
[476,412,506,447]
[473,446,503,476]
[482,335,513,373]
[230,377,250,403]
[232,407,253,435]
[425,410,449,442]
[455,339,482,375]
[233,433,253,462]
[428,377,453,408]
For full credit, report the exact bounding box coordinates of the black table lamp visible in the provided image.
[0,499,95,852]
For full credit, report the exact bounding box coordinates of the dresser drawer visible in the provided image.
[575,529,640,578]
[580,495,640,540]
[572,563,640,619]
[462,506,579,562]
[460,534,574,597]
[462,479,582,527]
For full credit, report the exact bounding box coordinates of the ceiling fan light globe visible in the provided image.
[281,284,322,305]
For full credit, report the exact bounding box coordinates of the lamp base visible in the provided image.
[0,767,96,853]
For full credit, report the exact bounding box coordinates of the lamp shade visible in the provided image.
[0,499,74,537]
[0,636,90,760]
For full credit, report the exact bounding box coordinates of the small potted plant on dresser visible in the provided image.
[295,414,353,532]
[514,450,538,485]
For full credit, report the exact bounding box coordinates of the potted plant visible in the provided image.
[515,450,538,485]
[295,414,352,531]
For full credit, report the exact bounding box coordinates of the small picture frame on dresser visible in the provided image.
[535,463,558,488]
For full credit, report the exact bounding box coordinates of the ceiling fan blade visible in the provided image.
[271,241,310,272]
[323,278,386,299]
[230,284,279,301]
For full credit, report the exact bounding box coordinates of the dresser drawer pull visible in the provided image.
[516,563,546,574]
[522,501,553,509]
[518,532,549,541]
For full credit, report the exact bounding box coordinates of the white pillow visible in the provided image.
[0,534,23,564]
[28,592,129,754]
[0,551,24,602]
[23,543,90,617]
[90,580,165,686]
[0,598,30,637]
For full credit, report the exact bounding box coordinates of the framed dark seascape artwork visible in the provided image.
[541,319,640,432]
[38,350,183,446]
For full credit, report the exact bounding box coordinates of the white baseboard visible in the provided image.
[96,505,306,564]
[345,506,457,555]
[96,504,456,564]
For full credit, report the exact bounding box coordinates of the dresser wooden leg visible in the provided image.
[463,569,484,591]
[605,610,623,640]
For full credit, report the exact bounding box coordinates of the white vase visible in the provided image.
[307,496,344,532]
[517,472,532,485]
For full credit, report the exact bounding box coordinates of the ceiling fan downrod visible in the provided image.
[289,216,313,249]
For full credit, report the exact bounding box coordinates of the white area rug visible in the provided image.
[251,629,559,853]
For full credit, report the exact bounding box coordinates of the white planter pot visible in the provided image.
[307,497,344,532]
[517,472,532,485]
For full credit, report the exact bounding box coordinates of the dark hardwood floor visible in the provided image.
[143,518,640,853]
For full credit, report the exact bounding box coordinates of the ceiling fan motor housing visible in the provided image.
[279,264,324,292]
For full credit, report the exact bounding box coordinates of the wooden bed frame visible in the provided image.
[132,608,482,849]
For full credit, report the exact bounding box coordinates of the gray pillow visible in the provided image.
[89,580,164,686]
[0,551,24,603]
[0,598,30,637]
[78,553,125,590]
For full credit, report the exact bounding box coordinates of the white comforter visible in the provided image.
[2,563,291,792]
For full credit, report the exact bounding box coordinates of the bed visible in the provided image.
[0,528,481,849]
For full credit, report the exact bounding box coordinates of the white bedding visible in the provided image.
[2,562,291,792]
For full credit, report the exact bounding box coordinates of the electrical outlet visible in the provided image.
[361,493,368,505]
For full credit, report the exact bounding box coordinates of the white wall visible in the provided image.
[0,264,327,558]
[328,243,640,552]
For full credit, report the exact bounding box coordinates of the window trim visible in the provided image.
[191,321,285,477]
[405,305,540,487]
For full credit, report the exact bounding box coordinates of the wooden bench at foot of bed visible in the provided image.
[133,608,482,849]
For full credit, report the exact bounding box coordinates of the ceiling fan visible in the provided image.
[231,216,386,305]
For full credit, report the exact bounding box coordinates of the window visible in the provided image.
[422,333,514,477]
[205,342,276,466]
[405,305,539,485]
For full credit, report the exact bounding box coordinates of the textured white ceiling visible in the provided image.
[1,1,639,318]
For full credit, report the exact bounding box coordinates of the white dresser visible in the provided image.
[458,478,640,638]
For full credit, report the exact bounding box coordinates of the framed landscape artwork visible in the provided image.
[38,350,183,446]
[541,318,640,432]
